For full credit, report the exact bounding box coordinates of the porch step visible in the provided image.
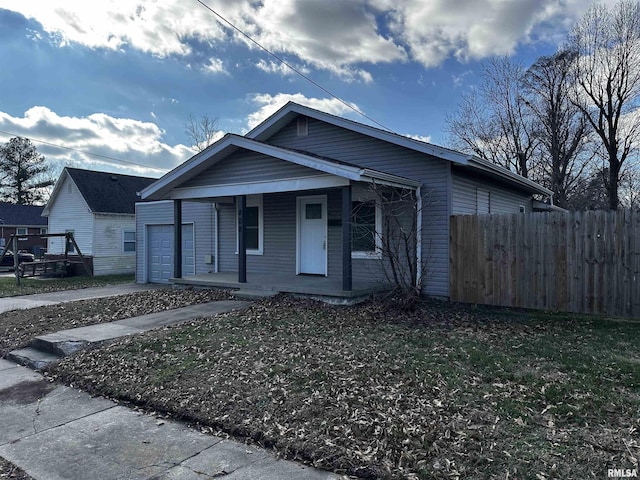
[233,289,280,300]
[7,347,63,370]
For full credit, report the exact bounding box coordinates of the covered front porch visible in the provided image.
[140,134,423,299]
[171,271,391,300]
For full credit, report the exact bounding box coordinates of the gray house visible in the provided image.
[137,102,553,298]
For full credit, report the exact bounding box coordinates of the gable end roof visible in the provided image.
[247,102,473,165]
[141,135,421,200]
[44,168,157,216]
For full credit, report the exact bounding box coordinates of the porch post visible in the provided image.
[342,184,352,291]
[237,195,247,283]
[173,199,182,279]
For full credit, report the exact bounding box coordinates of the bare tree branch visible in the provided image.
[185,114,220,152]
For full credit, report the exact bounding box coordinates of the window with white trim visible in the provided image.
[16,227,27,236]
[123,230,136,253]
[40,227,48,235]
[351,199,381,258]
[236,194,263,255]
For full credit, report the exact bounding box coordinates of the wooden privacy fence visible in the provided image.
[449,210,640,318]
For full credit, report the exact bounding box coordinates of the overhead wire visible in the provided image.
[3,3,395,174]
[193,0,394,133]
[0,130,168,173]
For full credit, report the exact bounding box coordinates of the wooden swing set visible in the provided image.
[0,232,92,285]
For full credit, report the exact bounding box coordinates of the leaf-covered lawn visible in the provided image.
[48,297,640,479]
[0,288,233,356]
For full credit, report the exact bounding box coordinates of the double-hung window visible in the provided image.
[351,199,381,258]
[236,194,263,255]
[123,230,136,253]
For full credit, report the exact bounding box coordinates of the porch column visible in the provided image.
[342,184,352,291]
[173,199,182,279]
[237,195,247,283]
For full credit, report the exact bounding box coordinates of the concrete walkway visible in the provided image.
[0,283,161,314]
[0,360,337,479]
[0,294,339,479]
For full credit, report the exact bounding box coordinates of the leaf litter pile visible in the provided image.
[47,296,639,479]
[0,287,232,356]
[0,457,31,480]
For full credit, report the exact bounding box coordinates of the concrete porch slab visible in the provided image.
[172,272,391,300]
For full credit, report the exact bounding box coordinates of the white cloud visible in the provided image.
[0,107,193,176]
[203,58,227,75]
[0,0,604,77]
[256,59,306,77]
[384,0,598,67]
[245,93,360,130]
[407,134,432,144]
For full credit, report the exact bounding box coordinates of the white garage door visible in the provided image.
[147,224,194,283]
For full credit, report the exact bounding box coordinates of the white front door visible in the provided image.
[297,195,327,275]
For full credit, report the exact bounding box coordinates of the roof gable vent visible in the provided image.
[297,116,308,136]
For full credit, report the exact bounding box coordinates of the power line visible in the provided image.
[194,0,394,132]
[0,130,168,173]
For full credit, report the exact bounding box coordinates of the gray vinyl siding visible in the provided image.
[264,117,450,297]
[135,201,215,283]
[451,173,533,215]
[181,150,323,189]
[219,192,295,274]
[216,189,385,283]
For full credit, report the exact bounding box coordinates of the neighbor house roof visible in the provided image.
[0,202,46,226]
[43,168,157,216]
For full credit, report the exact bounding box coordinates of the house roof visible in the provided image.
[44,168,157,216]
[248,102,552,197]
[141,134,422,201]
[0,202,46,226]
[142,101,552,201]
[247,102,474,165]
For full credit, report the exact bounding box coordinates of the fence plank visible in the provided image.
[449,209,640,318]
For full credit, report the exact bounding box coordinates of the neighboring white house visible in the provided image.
[43,167,156,276]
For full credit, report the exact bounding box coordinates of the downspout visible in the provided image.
[213,203,219,273]
[416,186,423,292]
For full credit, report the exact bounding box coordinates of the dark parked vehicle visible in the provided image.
[0,250,36,268]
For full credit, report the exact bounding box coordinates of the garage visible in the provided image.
[147,224,194,283]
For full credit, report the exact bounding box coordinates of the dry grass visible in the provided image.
[46,296,640,479]
[0,274,134,298]
[0,287,233,356]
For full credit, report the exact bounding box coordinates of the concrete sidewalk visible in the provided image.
[0,283,161,314]
[0,295,339,480]
[0,359,337,480]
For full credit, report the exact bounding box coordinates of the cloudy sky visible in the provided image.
[0,0,612,179]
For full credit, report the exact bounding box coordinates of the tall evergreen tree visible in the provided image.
[0,136,53,205]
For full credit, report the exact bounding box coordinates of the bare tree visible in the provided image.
[184,114,220,152]
[446,56,539,178]
[522,50,592,208]
[568,0,640,210]
[354,184,431,309]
